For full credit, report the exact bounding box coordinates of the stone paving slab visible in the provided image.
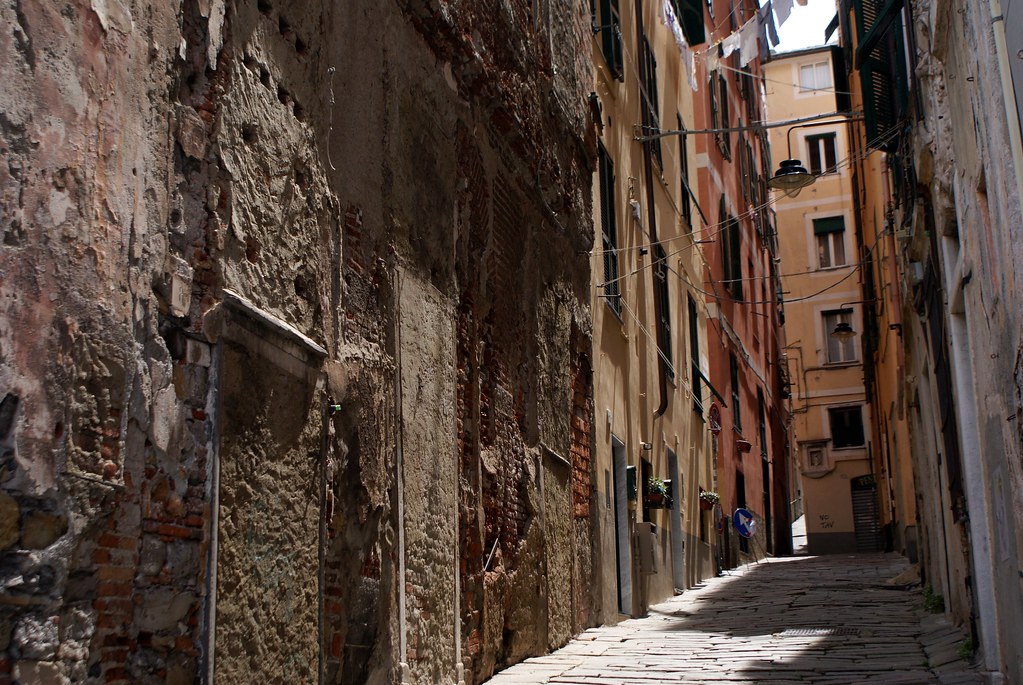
[485,554,980,684]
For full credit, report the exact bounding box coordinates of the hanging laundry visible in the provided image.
[760,0,781,47]
[739,17,758,66]
[683,43,697,91]
[704,52,720,75]
[774,0,794,29]
[721,31,741,58]
[662,0,686,51]
[663,0,699,91]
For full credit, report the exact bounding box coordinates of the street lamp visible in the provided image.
[767,159,814,197]
[828,300,878,341]
[831,321,855,343]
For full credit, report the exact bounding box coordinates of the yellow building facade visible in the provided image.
[766,46,879,554]
[590,1,716,621]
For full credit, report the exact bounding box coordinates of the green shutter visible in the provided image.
[598,0,623,80]
[854,0,907,151]
[813,217,845,235]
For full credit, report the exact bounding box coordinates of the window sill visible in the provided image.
[822,360,860,368]
[813,264,851,273]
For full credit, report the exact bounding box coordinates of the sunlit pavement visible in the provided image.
[485,554,981,684]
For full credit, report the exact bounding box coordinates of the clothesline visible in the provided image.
[661,0,802,89]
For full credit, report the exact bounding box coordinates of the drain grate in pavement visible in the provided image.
[775,627,861,637]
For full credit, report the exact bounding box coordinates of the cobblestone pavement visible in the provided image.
[485,554,982,684]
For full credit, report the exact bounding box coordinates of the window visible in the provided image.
[677,114,693,232]
[823,309,855,363]
[730,352,741,432]
[757,389,767,457]
[829,406,865,448]
[799,61,833,92]
[722,215,742,300]
[598,143,621,315]
[688,295,702,414]
[806,133,837,175]
[592,0,623,80]
[813,216,846,268]
[717,73,731,160]
[640,37,662,167]
[653,246,674,380]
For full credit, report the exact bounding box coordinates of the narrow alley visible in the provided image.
[486,554,980,684]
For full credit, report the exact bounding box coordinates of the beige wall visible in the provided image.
[765,49,873,554]
[591,1,714,620]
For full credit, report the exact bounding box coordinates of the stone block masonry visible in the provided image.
[0,1,597,684]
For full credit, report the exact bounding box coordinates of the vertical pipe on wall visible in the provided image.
[201,344,222,685]
[394,269,410,684]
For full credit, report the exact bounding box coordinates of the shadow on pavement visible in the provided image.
[644,554,949,683]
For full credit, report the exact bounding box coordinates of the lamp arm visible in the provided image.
[783,116,865,162]
[634,111,860,142]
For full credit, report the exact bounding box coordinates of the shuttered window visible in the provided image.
[640,37,662,167]
[598,143,621,315]
[654,245,674,380]
[730,353,742,432]
[853,0,908,151]
[688,295,702,415]
[592,0,623,80]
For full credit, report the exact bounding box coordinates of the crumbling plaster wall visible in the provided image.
[1,1,597,684]
[910,1,1023,680]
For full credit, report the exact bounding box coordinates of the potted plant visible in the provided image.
[646,476,670,509]
[699,490,720,510]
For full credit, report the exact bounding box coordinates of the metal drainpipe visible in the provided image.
[633,0,668,419]
[394,269,411,684]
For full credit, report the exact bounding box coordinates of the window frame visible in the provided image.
[813,216,847,269]
[598,142,621,316]
[716,72,731,160]
[592,0,624,80]
[806,133,838,175]
[677,113,693,232]
[730,352,742,432]
[688,295,703,415]
[799,60,833,92]
[828,405,866,449]
[653,245,674,381]
[640,36,662,168]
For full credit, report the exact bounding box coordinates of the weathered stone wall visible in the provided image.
[1,1,595,684]
[903,1,1023,680]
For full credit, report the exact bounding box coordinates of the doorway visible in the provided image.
[611,437,632,615]
[667,449,684,591]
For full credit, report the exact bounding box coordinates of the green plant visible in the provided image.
[699,490,720,504]
[647,476,668,497]
[957,637,974,661]
[922,585,945,613]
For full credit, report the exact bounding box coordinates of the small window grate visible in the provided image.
[776,627,860,638]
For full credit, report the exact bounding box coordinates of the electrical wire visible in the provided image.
[593,121,900,283]
[717,61,856,97]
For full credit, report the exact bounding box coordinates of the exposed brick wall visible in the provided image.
[570,328,594,520]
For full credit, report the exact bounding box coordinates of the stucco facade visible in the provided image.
[589,0,716,623]
[765,46,880,556]
[694,0,792,570]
